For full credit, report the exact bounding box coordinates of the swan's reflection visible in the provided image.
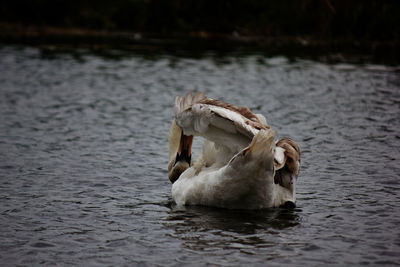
[164,204,301,252]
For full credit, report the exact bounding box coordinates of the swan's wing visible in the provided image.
[174,92,269,152]
[274,138,301,188]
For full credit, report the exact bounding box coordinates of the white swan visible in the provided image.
[168,92,300,209]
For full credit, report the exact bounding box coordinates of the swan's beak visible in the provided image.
[169,133,193,184]
[175,134,193,167]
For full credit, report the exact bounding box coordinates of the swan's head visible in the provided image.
[168,120,193,183]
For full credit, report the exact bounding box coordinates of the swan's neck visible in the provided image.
[168,120,193,183]
[168,120,181,161]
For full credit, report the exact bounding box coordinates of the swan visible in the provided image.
[168,92,301,209]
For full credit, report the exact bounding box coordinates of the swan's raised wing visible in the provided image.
[174,92,270,152]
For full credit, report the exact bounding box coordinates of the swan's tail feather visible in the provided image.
[245,129,275,159]
[174,92,206,115]
[229,129,275,169]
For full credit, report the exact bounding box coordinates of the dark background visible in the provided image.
[0,0,399,60]
[1,0,399,39]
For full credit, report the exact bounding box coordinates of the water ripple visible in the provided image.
[0,46,399,266]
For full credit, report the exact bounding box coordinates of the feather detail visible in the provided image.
[276,138,301,176]
[198,98,269,129]
[173,92,270,152]
[174,92,206,115]
[274,146,286,170]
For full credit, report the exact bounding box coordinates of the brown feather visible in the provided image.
[276,138,301,175]
[199,98,270,130]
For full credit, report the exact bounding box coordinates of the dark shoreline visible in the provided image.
[1,24,399,64]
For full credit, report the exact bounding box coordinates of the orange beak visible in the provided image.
[175,132,193,166]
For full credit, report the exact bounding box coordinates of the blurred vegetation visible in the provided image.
[0,0,399,41]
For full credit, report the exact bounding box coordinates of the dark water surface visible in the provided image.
[0,46,399,266]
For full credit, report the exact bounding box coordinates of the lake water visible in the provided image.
[0,46,399,266]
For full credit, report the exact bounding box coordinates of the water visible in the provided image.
[0,46,399,266]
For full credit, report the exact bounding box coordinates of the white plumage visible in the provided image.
[168,92,300,209]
